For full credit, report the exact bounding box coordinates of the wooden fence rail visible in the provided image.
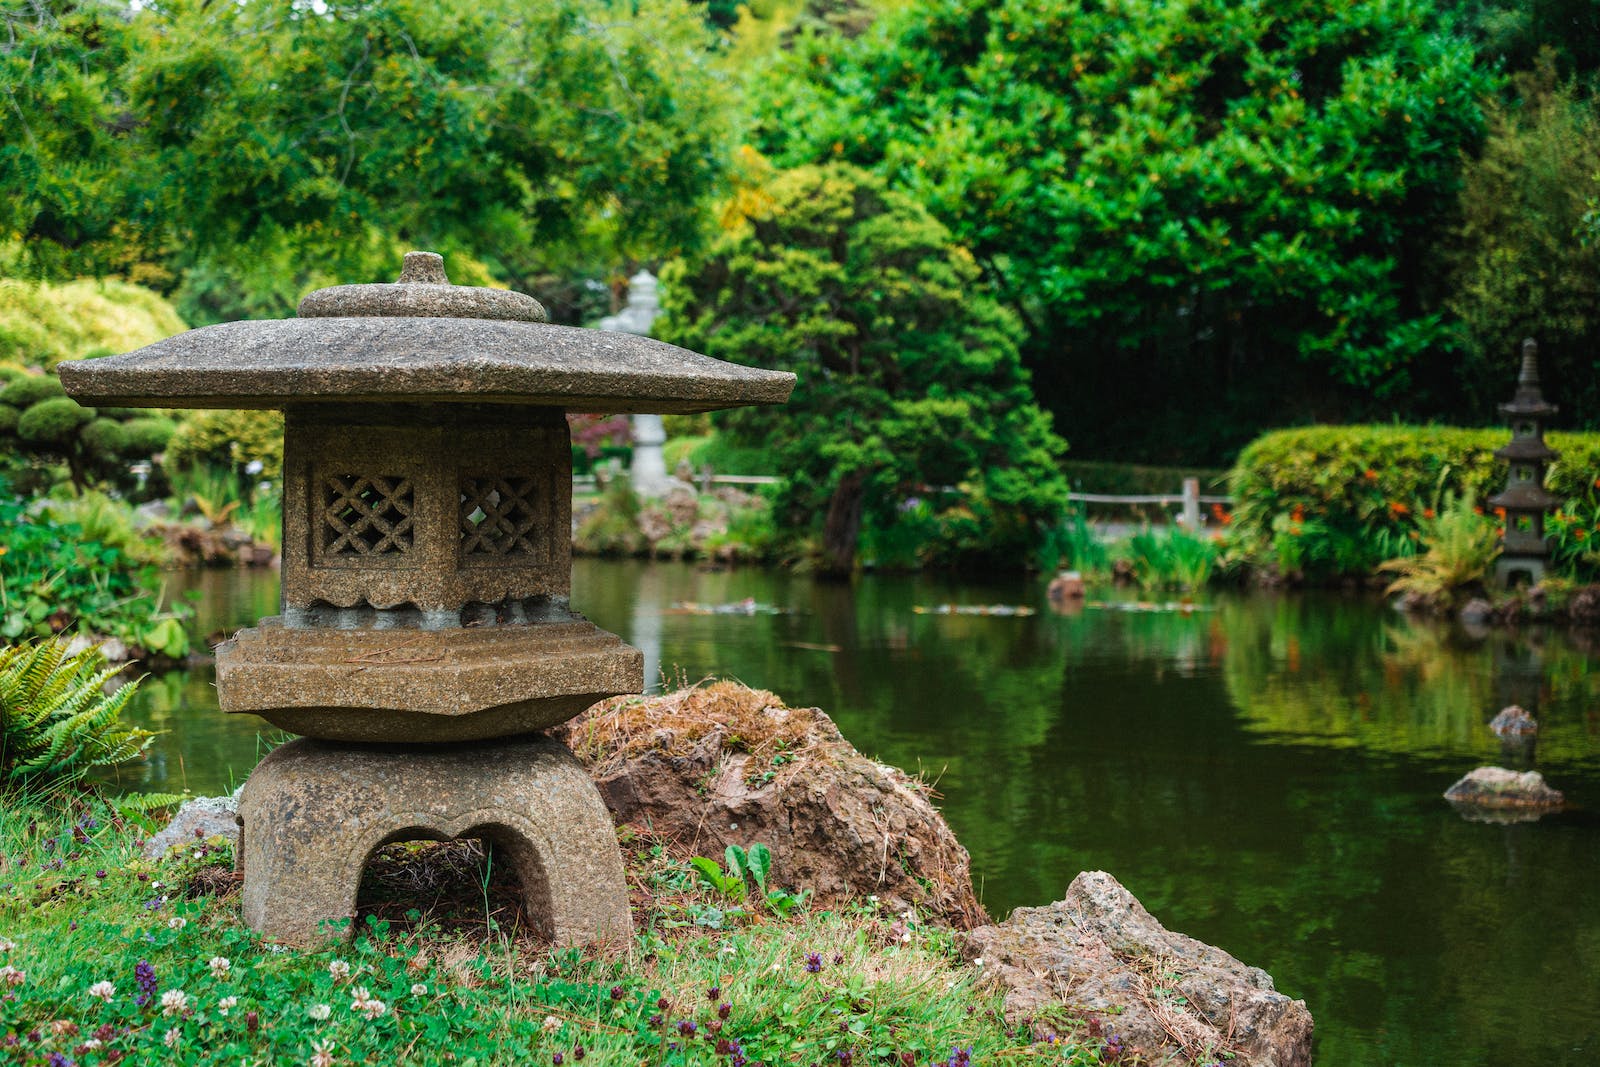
[575,471,1232,525]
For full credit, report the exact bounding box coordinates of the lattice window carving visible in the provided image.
[321,474,414,556]
[460,476,543,557]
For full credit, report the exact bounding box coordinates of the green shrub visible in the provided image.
[0,639,151,788]
[1229,424,1600,578]
[1377,492,1501,603]
[0,371,176,493]
[0,278,185,369]
[0,480,190,656]
[163,408,284,484]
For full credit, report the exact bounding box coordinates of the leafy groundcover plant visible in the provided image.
[0,797,1118,1066]
[0,641,150,789]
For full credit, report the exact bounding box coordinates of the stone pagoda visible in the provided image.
[1489,338,1559,588]
[62,252,793,946]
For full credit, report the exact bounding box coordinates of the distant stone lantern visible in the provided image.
[62,252,793,946]
[1489,338,1559,588]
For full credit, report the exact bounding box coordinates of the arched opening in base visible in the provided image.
[354,827,550,941]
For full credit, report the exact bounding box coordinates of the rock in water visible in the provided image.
[142,794,241,859]
[1444,766,1564,810]
[962,871,1313,1067]
[555,681,987,927]
[1488,705,1538,737]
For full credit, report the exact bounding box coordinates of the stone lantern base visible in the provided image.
[237,735,631,948]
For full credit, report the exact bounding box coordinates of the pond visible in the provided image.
[110,559,1600,1066]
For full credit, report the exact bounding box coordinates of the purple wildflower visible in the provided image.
[804,953,822,973]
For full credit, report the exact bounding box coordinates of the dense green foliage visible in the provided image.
[164,410,285,486]
[0,279,186,368]
[0,481,189,657]
[0,794,1097,1066]
[1228,424,1600,579]
[0,640,149,788]
[743,0,1497,461]
[1447,59,1600,415]
[0,370,176,493]
[659,163,1067,572]
[2,0,732,321]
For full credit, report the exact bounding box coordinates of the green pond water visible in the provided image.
[111,560,1600,1065]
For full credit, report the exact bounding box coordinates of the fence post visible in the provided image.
[699,464,713,494]
[1181,477,1201,529]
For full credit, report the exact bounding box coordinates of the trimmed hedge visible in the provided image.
[1229,425,1600,573]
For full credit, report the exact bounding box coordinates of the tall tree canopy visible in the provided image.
[744,0,1496,462]
[658,162,1067,574]
[1,0,733,319]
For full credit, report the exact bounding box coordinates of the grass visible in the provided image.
[0,790,1111,1066]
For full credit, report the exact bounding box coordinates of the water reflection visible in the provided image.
[108,561,1600,1065]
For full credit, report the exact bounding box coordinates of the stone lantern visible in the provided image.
[598,270,674,498]
[1489,338,1559,588]
[61,252,793,946]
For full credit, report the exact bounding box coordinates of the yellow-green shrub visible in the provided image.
[0,278,184,368]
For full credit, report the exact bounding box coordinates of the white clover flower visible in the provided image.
[328,960,351,981]
[0,938,14,953]
[161,989,189,1016]
[209,956,231,978]
[348,986,373,1013]
[164,1027,181,1048]
[360,998,387,1020]
[82,1038,103,1050]
[410,983,426,996]
[218,995,238,1015]
[542,1015,563,1033]
[0,965,25,986]
[311,1039,336,1067]
[308,1003,332,1021]
[167,916,187,931]
[88,980,116,1001]
[718,944,736,956]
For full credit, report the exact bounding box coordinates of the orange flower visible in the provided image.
[1364,469,1378,481]
[1576,529,1588,541]
[1493,507,1507,519]
[1291,504,1306,523]
[1389,501,1410,516]
[1422,508,1435,519]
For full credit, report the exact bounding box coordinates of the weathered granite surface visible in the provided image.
[277,403,573,614]
[238,735,630,947]
[963,871,1313,1067]
[1488,705,1538,737]
[217,617,642,742]
[1444,766,1564,810]
[59,317,794,413]
[554,682,988,927]
[298,251,549,322]
[142,793,241,859]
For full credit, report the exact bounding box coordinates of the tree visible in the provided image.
[742,0,1496,462]
[657,162,1068,574]
[1447,56,1600,413]
[1,0,735,319]
[0,370,175,493]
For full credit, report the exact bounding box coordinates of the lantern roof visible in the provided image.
[1488,482,1560,510]
[1498,338,1557,419]
[60,252,794,414]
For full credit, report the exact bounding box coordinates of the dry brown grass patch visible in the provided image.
[564,680,827,770]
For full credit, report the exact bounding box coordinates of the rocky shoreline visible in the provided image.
[151,681,1314,1066]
